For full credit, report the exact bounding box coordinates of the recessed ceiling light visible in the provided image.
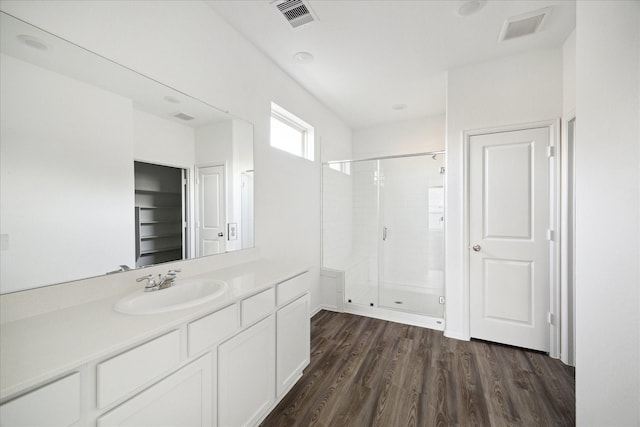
[163,95,181,104]
[293,51,314,64]
[17,34,50,51]
[457,0,486,17]
[392,104,408,111]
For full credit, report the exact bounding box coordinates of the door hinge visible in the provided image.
[546,146,555,158]
[547,229,555,241]
[439,296,445,304]
[547,312,554,325]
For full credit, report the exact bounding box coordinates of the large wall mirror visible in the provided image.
[0,12,255,294]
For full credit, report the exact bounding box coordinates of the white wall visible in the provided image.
[322,167,353,269]
[352,114,445,158]
[195,121,232,167]
[575,1,640,425]
[133,109,195,169]
[562,30,576,116]
[0,0,352,312]
[445,48,563,340]
[0,53,134,292]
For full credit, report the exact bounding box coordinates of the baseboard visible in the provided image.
[310,304,338,317]
[443,329,471,341]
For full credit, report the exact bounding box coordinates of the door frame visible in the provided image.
[462,119,560,358]
[560,111,576,366]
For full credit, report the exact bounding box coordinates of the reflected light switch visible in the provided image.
[227,223,237,241]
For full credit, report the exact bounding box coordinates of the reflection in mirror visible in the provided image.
[0,12,254,294]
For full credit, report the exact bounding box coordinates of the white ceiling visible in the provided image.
[207,0,575,129]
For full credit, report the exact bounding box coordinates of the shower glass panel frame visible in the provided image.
[322,151,445,319]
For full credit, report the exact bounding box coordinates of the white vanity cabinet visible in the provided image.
[97,330,181,409]
[188,304,239,357]
[216,272,310,427]
[276,293,311,397]
[0,373,81,427]
[97,353,212,427]
[0,266,311,427]
[217,315,276,427]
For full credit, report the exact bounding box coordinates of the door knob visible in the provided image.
[472,245,481,252]
[218,232,224,237]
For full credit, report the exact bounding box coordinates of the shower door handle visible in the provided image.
[382,226,388,241]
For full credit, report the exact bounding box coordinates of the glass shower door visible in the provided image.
[378,155,445,317]
[344,159,379,307]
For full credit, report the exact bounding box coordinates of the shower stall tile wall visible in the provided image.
[321,167,353,267]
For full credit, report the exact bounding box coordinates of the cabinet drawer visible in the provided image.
[0,373,80,427]
[276,272,309,306]
[188,304,239,356]
[97,330,180,409]
[97,354,212,427]
[241,288,275,327]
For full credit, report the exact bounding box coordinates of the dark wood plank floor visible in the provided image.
[261,310,575,427]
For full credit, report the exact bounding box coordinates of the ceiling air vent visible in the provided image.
[172,112,195,121]
[498,7,551,41]
[273,0,318,28]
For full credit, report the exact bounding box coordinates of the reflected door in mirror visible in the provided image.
[196,165,225,256]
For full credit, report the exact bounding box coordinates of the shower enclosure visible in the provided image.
[322,152,445,324]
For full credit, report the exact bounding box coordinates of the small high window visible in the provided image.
[270,102,314,161]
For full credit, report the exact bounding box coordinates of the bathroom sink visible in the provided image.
[115,278,228,315]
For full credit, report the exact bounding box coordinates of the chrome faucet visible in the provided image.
[136,269,181,292]
[107,264,133,275]
[136,274,159,292]
[158,269,181,290]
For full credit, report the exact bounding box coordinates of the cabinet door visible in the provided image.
[0,373,80,427]
[276,293,310,397]
[217,315,275,427]
[97,354,212,427]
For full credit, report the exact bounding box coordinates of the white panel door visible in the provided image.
[196,165,225,256]
[469,127,550,352]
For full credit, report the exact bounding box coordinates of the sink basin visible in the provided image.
[115,278,228,315]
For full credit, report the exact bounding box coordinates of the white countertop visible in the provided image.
[0,259,308,401]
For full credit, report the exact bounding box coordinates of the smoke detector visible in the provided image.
[498,7,551,41]
[273,0,318,28]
